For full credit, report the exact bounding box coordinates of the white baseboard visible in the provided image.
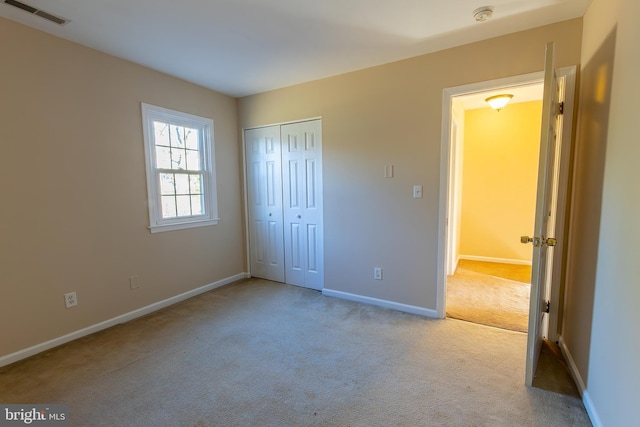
[459,255,532,266]
[322,288,439,318]
[582,391,603,427]
[447,256,461,276]
[558,336,587,393]
[0,272,250,368]
[558,336,602,427]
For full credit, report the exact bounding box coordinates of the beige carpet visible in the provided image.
[447,260,531,333]
[0,279,590,426]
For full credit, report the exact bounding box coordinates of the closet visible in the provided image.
[244,119,323,290]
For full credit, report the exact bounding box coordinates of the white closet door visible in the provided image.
[281,120,324,290]
[245,126,285,282]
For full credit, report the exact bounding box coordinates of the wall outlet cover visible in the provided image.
[64,291,78,308]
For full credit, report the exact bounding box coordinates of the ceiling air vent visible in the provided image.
[4,0,69,25]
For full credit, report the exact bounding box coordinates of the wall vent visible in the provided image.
[4,0,69,25]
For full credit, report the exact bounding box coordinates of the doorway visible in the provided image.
[437,67,577,345]
[445,84,544,333]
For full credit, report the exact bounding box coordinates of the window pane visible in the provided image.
[176,195,191,217]
[161,196,177,218]
[175,174,190,195]
[186,149,201,171]
[153,122,170,147]
[185,128,199,150]
[170,125,186,149]
[189,175,202,194]
[191,195,204,215]
[171,148,186,170]
[156,146,172,169]
[159,173,175,195]
[142,104,217,230]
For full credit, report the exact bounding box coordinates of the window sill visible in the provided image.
[149,218,220,233]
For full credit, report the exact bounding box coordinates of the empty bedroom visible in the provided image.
[1,0,638,426]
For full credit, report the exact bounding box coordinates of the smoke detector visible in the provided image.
[473,6,494,23]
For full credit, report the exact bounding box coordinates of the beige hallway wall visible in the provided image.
[0,18,244,358]
[460,101,542,263]
[238,20,582,311]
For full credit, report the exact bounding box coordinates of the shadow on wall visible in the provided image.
[564,27,617,381]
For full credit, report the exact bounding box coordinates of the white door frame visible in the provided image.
[437,68,576,344]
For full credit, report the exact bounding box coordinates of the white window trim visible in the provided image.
[141,103,219,233]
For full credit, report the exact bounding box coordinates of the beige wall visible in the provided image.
[564,0,640,424]
[0,18,245,358]
[460,101,542,262]
[239,20,582,310]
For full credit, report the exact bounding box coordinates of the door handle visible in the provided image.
[521,236,541,247]
[521,236,557,247]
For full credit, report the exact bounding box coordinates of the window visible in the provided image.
[141,103,218,233]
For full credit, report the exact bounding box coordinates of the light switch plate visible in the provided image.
[413,185,423,198]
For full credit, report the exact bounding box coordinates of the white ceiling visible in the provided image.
[0,0,590,97]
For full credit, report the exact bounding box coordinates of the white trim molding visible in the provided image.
[322,288,438,318]
[0,272,250,368]
[558,336,587,393]
[438,67,577,326]
[438,71,544,319]
[558,336,602,427]
[244,116,323,131]
[582,392,603,427]
[459,255,533,266]
[141,103,219,233]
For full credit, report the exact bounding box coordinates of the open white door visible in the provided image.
[524,42,561,386]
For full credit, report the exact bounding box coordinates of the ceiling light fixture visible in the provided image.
[485,94,513,111]
[473,6,494,22]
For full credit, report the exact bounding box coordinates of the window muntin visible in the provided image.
[141,104,218,233]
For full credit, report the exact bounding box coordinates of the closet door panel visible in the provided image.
[282,120,323,290]
[245,126,285,282]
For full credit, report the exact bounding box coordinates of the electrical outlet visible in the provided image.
[64,292,78,308]
[373,267,383,280]
[129,275,139,290]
